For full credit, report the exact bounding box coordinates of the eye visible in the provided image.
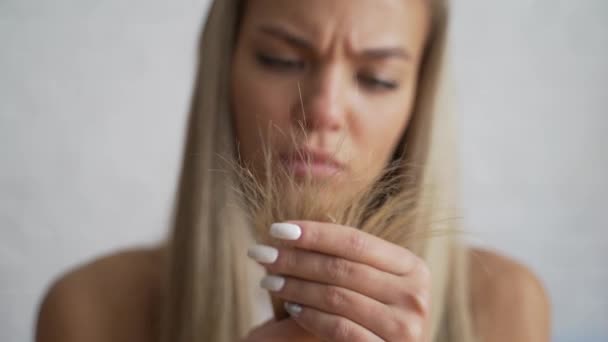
[256,53,305,72]
[357,74,399,92]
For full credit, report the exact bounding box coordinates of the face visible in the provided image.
[231,0,429,189]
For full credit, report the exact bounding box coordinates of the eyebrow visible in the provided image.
[258,24,411,61]
[258,25,313,49]
[360,47,411,61]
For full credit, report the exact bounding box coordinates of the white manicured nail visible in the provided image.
[260,275,285,292]
[247,245,279,264]
[284,302,302,316]
[270,223,302,240]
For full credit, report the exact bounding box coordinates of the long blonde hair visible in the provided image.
[159,0,476,341]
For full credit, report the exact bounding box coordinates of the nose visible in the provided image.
[294,64,346,132]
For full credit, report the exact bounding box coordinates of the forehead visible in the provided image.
[242,0,429,54]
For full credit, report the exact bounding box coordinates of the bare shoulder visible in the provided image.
[469,248,551,342]
[35,245,165,342]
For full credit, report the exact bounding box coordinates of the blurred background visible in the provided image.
[1,0,606,341]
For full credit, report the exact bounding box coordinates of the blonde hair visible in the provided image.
[159,0,476,341]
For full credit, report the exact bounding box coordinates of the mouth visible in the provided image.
[279,148,346,179]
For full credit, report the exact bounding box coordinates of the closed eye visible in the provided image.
[256,53,305,71]
[357,74,399,91]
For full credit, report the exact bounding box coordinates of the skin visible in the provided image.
[36,0,551,341]
[35,247,551,342]
[231,0,429,188]
[232,1,429,339]
[246,221,431,341]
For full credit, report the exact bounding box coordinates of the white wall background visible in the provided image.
[1,1,606,341]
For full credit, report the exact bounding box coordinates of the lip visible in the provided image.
[279,148,345,179]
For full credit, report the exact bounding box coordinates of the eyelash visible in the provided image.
[255,53,399,92]
[256,53,305,71]
[357,74,399,91]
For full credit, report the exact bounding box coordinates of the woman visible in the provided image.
[35,0,550,341]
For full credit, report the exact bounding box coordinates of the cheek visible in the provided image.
[353,95,413,169]
[367,114,408,164]
[231,52,296,160]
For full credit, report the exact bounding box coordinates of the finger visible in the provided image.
[263,275,416,341]
[246,318,314,341]
[284,302,383,342]
[269,221,418,275]
[254,245,402,304]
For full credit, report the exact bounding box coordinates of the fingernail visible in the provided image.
[260,275,285,292]
[270,223,302,240]
[247,245,279,264]
[284,302,302,317]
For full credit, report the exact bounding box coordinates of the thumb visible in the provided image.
[246,318,315,341]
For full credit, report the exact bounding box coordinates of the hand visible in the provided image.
[242,317,317,342]
[247,221,431,342]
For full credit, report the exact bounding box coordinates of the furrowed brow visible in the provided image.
[258,25,312,50]
[360,47,411,61]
